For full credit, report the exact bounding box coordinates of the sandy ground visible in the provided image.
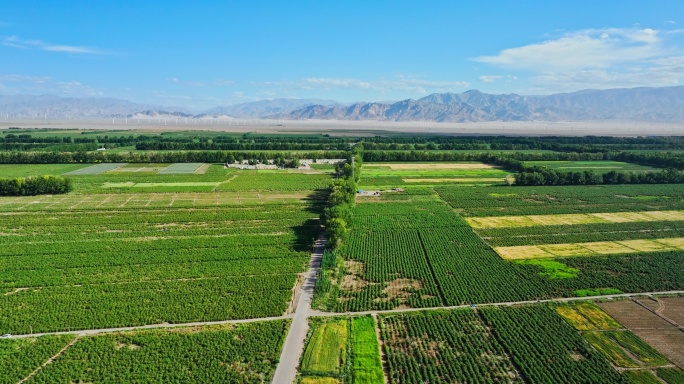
[2,119,684,136]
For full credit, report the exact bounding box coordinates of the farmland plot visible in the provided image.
[0,179,321,333]
[22,321,288,384]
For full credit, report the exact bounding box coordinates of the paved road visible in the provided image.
[270,235,326,384]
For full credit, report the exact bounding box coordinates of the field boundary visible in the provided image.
[9,290,684,339]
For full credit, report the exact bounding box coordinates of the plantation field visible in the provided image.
[525,160,660,173]
[315,192,546,311]
[359,162,510,188]
[0,194,319,333]
[380,305,624,384]
[436,184,684,298]
[2,321,288,383]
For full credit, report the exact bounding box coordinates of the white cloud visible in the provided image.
[2,36,104,54]
[169,77,235,87]
[0,73,102,96]
[474,28,664,71]
[475,27,684,92]
[478,75,517,83]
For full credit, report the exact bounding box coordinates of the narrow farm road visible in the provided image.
[271,235,326,384]
[8,290,684,340]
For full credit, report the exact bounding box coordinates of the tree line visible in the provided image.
[322,144,363,248]
[0,175,72,196]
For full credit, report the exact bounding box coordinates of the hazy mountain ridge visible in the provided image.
[205,98,342,117]
[281,87,684,123]
[0,95,188,119]
[2,87,684,122]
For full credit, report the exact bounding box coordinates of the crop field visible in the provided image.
[599,298,684,369]
[555,301,676,381]
[0,197,318,333]
[158,162,205,174]
[436,184,684,298]
[359,162,510,188]
[524,160,660,173]
[63,163,126,175]
[381,304,624,384]
[0,164,89,177]
[0,162,330,334]
[316,192,546,311]
[299,316,384,384]
[0,321,288,383]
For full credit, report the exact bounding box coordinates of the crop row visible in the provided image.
[24,321,288,383]
[0,275,295,334]
[381,309,523,384]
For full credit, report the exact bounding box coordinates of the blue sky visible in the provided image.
[1,0,684,111]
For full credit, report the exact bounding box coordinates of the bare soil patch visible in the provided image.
[599,300,684,369]
[375,278,423,303]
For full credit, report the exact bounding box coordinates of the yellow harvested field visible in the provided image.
[555,306,596,331]
[495,237,684,260]
[655,238,684,248]
[467,210,684,229]
[495,245,554,260]
[528,214,608,226]
[539,243,594,257]
[617,239,676,252]
[367,163,494,169]
[467,216,536,228]
[301,378,341,384]
[579,242,637,255]
[590,212,655,223]
[641,210,684,221]
[403,178,504,183]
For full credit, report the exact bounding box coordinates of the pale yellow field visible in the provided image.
[538,243,594,257]
[402,178,504,183]
[367,163,494,169]
[467,210,684,229]
[495,237,684,260]
[616,239,676,252]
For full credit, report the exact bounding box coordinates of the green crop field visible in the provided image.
[0,164,89,177]
[3,132,684,383]
[299,316,384,384]
[525,160,660,173]
[7,321,288,383]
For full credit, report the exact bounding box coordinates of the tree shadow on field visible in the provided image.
[290,190,326,252]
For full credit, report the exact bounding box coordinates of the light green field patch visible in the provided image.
[301,319,348,376]
[590,212,656,223]
[403,178,504,183]
[102,182,136,188]
[0,164,90,178]
[132,182,221,188]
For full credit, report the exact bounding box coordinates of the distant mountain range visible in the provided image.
[2,86,684,123]
[279,87,684,123]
